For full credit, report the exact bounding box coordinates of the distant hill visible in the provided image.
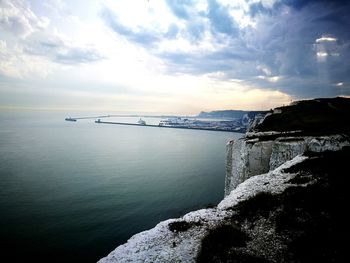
[197,110,267,119]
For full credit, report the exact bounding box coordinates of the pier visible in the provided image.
[65,115,110,121]
[95,120,235,133]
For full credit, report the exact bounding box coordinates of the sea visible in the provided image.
[0,110,242,262]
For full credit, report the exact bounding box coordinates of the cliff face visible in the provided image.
[225,134,350,196]
[225,138,273,196]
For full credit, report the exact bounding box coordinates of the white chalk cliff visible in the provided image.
[225,134,350,196]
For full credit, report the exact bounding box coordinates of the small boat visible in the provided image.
[65,117,77,122]
[138,118,146,125]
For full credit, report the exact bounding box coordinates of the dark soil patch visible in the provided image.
[197,224,250,263]
[233,192,280,220]
[168,221,202,232]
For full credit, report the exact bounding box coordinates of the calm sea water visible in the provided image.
[0,111,241,262]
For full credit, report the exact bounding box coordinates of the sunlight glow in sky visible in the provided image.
[0,0,349,114]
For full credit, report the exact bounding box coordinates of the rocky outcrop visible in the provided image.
[225,134,350,195]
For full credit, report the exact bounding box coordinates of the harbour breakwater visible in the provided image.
[94,120,235,133]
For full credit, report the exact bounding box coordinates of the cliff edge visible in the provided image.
[99,97,350,263]
[225,97,350,195]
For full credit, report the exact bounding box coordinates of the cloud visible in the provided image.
[249,0,281,16]
[100,2,207,48]
[1,0,350,113]
[54,47,104,64]
[0,0,49,38]
[207,0,237,35]
[316,36,337,43]
[159,46,257,77]
[24,35,104,65]
[165,0,194,20]
[0,39,53,79]
[0,40,16,77]
[155,0,350,99]
[260,1,350,95]
[186,21,206,42]
[256,75,282,83]
[164,23,179,39]
[100,6,161,46]
[0,0,104,75]
[282,0,349,10]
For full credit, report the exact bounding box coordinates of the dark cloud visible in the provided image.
[206,49,256,61]
[160,51,234,74]
[207,0,237,36]
[282,0,350,10]
[163,0,350,98]
[249,2,272,17]
[159,46,258,78]
[251,1,350,98]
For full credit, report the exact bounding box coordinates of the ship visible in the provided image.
[65,117,77,122]
[138,118,146,125]
[159,117,191,127]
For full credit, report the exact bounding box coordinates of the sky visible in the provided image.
[0,0,349,114]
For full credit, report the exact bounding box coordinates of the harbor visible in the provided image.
[65,115,246,132]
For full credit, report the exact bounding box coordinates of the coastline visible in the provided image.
[98,97,350,262]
